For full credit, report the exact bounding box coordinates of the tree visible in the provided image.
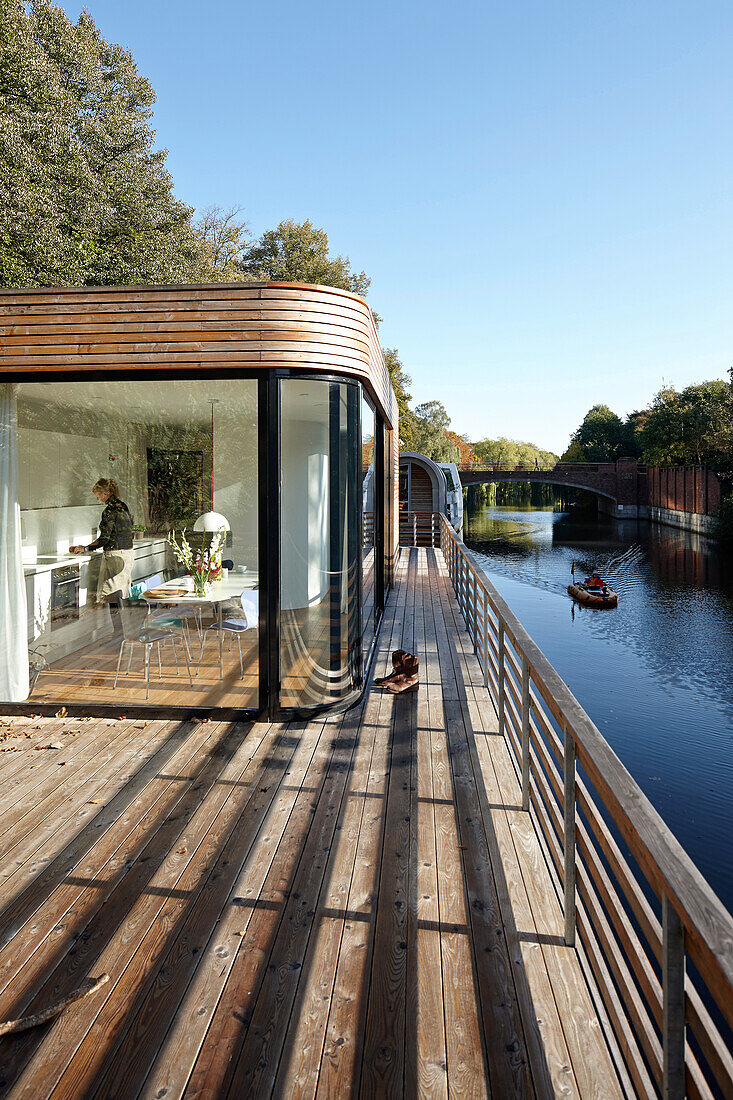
[239,219,370,294]
[193,205,251,278]
[472,437,558,469]
[445,431,477,464]
[0,1,207,287]
[561,405,628,462]
[640,381,732,468]
[410,401,460,463]
[383,348,416,449]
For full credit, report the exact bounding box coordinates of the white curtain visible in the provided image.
[0,384,29,700]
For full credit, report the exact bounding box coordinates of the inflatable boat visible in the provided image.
[567,583,618,608]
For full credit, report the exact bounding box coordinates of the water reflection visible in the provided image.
[464,504,733,913]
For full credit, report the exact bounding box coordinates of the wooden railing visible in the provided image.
[398,511,440,547]
[432,513,733,1100]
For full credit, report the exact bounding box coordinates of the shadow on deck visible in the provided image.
[0,548,626,1098]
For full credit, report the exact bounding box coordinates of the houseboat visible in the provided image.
[0,282,398,719]
[398,451,463,544]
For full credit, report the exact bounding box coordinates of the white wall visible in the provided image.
[211,392,259,570]
[280,390,330,611]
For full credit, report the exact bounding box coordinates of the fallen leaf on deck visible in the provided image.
[55,708,67,718]
[49,742,64,749]
[58,761,67,766]
[176,848,187,854]
[88,799,103,805]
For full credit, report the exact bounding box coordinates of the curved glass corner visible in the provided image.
[279,378,362,708]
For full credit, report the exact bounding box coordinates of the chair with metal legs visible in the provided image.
[133,573,203,648]
[198,590,257,679]
[114,599,193,699]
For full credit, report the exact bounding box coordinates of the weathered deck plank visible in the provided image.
[0,548,625,1099]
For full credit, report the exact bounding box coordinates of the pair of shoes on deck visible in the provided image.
[374,648,419,694]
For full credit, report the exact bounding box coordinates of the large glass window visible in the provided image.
[361,392,377,659]
[279,379,361,708]
[7,379,259,710]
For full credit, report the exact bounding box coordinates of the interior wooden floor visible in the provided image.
[0,548,628,1098]
[29,612,260,709]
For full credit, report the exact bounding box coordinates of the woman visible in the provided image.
[70,478,135,604]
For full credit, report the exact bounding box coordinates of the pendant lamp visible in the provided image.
[194,400,230,532]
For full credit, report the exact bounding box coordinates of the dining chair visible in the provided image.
[198,590,258,679]
[114,598,193,699]
[136,572,202,649]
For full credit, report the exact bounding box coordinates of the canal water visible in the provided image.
[463,502,733,914]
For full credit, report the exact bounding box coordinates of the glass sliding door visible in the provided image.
[279,378,361,708]
[361,392,377,660]
[8,378,259,711]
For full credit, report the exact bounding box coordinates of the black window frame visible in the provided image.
[1,366,388,723]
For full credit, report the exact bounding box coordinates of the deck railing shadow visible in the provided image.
[438,514,733,1100]
[0,716,309,1094]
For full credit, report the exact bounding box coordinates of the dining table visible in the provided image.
[143,573,259,679]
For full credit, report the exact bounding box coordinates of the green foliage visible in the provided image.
[193,205,251,279]
[561,405,630,462]
[0,1,207,287]
[410,401,460,463]
[472,437,558,469]
[639,381,733,468]
[384,348,416,449]
[563,380,733,472]
[238,218,370,294]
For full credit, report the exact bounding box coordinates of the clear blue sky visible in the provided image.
[57,0,733,454]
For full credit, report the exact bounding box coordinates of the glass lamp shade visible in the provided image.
[193,511,230,532]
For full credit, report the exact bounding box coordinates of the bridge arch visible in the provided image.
[458,461,647,516]
[462,472,618,506]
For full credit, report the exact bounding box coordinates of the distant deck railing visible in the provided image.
[429,513,733,1100]
[398,511,440,546]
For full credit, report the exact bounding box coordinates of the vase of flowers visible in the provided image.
[168,528,226,597]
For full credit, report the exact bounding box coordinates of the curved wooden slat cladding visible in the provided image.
[0,281,398,428]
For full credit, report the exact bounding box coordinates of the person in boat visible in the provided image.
[585,571,609,595]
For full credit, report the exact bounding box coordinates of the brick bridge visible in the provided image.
[458,457,648,515]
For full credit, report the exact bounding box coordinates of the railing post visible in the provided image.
[497,622,505,738]
[482,592,489,688]
[662,894,686,1100]
[521,656,530,812]
[563,725,576,946]
[471,574,478,653]
[413,513,417,546]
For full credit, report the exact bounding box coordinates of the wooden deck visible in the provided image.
[0,548,627,1099]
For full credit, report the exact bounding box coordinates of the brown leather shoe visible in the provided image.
[374,648,408,685]
[386,654,419,693]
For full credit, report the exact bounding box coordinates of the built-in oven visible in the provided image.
[51,564,80,629]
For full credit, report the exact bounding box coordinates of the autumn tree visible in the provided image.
[0,0,207,287]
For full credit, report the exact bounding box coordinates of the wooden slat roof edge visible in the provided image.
[0,280,373,308]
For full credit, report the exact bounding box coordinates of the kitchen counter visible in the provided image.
[23,538,167,576]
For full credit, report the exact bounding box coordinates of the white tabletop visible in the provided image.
[143,574,258,604]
